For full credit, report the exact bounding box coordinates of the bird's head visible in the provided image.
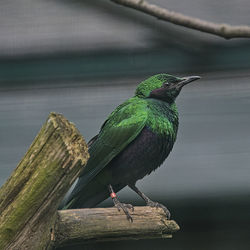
[135,73,200,103]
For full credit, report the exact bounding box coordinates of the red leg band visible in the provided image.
[110,192,116,198]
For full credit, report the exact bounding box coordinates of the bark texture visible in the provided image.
[0,112,89,250]
[54,207,180,248]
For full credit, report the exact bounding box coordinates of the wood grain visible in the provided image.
[0,113,89,249]
[55,207,180,248]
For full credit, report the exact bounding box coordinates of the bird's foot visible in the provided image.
[146,200,171,219]
[109,184,134,222]
[113,197,134,222]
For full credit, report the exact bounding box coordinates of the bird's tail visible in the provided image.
[58,179,111,210]
[59,181,126,210]
[60,189,110,210]
[59,197,76,210]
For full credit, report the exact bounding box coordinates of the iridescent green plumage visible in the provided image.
[61,74,200,213]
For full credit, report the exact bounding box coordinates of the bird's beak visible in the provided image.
[178,76,201,88]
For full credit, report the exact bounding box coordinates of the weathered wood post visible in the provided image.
[0,113,89,249]
[0,113,179,250]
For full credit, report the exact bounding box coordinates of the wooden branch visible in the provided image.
[0,113,89,250]
[111,0,250,39]
[0,112,180,249]
[54,207,180,248]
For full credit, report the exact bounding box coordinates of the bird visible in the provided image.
[60,73,200,221]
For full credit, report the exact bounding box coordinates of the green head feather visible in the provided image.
[135,74,182,103]
[135,73,200,103]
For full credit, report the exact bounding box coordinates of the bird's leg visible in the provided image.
[108,184,134,222]
[129,184,171,219]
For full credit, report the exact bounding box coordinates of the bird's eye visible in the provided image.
[163,82,169,88]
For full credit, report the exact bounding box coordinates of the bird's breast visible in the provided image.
[146,101,178,140]
[108,125,176,185]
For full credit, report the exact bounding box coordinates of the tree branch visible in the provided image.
[111,0,250,39]
[54,207,180,248]
[0,113,89,249]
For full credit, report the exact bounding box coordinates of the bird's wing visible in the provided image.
[69,98,148,199]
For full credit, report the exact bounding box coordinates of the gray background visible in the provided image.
[0,1,250,249]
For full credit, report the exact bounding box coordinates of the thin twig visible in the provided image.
[111,0,250,39]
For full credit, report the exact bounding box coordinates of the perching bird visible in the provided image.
[60,73,200,221]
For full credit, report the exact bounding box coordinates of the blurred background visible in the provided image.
[0,0,250,249]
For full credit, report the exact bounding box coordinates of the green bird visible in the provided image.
[60,73,200,221]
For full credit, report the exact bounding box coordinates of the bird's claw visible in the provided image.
[113,198,134,222]
[147,200,171,219]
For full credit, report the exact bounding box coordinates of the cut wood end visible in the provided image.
[48,112,89,166]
